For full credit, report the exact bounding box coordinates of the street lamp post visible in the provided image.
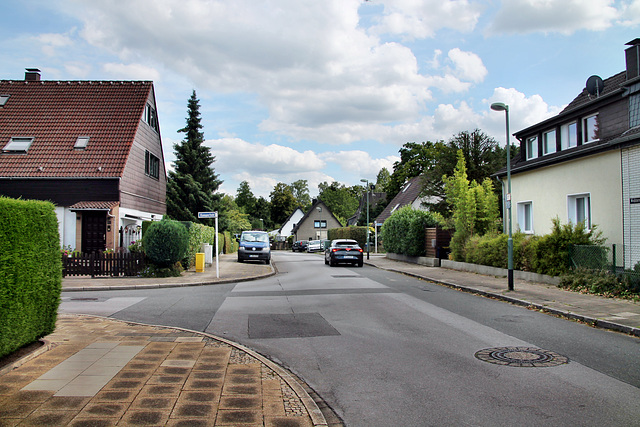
[491,102,514,291]
[360,179,370,260]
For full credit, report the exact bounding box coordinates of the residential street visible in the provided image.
[59,251,640,426]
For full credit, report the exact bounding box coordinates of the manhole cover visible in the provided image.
[475,347,569,368]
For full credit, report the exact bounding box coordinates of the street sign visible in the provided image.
[198,211,218,218]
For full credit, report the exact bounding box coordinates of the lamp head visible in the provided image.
[360,179,367,183]
[491,102,508,112]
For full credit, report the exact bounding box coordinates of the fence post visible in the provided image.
[611,244,616,275]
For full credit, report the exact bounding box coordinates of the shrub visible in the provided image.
[531,218,604,276]
[181,222,217,268]
[328,226,368,248]
[559,268,639,299]
[143,219,189,268]
[0,197,61,358]
[381,206,440,257]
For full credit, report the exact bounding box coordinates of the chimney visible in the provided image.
[25,68,41,81]
[625,39,640,80]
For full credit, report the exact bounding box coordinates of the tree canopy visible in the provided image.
[166,90,222,224]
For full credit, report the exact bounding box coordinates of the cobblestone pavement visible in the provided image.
[0,315,329,427]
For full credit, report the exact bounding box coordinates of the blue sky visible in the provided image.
[1,0,639,198]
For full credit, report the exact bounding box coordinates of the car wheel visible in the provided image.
[325,257,329,265]
[357,260,363,267]
[238,258,243,263]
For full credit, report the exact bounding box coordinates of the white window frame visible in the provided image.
[526,136,538,160]
[3,137,33,153]
[516,201,533,234]
[314,220,327,229]
[567,193,591,230]
[582,113,600,144]
[560,121,577,150]
[543,129,556,155]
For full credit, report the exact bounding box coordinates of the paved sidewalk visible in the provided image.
[364,254,640,337]
[0,315,329,427]
[62,254,275,292]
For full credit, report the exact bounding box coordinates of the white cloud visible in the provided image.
[102,63,161,81]
[320,150,399,178]
[369,0,483,39]
[447,48,487,83]
[34,31,74,56]
[619,0,640,25]
[490,0,619,34]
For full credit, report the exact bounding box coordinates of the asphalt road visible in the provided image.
[61,251,640,427]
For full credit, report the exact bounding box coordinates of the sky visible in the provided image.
[1,0,640,199]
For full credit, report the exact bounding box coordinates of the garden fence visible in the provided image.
[569,244,640,281]
[62,252,146,277]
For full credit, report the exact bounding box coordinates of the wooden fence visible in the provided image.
[62,252,146,277]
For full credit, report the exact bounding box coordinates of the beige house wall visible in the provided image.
[505,150,623,246]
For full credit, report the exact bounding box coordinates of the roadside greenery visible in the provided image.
[381,206,440,257]
[143,219,189,276]
[0,197,61,358]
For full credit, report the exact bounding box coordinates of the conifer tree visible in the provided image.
[166,90,222,224]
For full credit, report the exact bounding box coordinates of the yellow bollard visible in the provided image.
[195,253,205,273]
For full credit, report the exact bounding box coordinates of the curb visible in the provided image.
[0,338,54,376]
[366,262,640,338]
[62,265,277,292]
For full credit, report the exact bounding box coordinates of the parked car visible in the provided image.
[237,230,271,264]
[325,239,363,267]
[292,240,309,252]
[306,239,322,252]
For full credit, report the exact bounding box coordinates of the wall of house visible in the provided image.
[622,144,640,267]
[280,210,304,238]
[0,179,119,206]
[295,206,341,240]
[507,150,623,246]
[120,89,167,215]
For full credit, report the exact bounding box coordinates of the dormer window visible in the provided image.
[74,136,90,149]
[543,129,556,155]
[0,94,9,107]
[526,136,538,160]
[3,137,33,153]
[582,113,600,143]
[561,122,578,150]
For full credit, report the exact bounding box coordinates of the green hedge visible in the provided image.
[328,226,368,248]
[463,218,604,276]
[380,206,440,257]
[0,197,61,358]
[182,222,218,268]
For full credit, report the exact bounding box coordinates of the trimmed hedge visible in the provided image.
[380,206,440,257]
[0,197,61,358]
[143,219,189,267]
[328,226,367,248]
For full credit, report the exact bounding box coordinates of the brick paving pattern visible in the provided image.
[0,315,322,426]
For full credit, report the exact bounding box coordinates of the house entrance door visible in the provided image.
[82,212,106,253]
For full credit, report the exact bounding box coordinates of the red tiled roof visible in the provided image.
[69,201,120,210]
[0,80,152,178]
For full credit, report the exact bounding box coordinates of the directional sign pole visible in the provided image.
[214,214,219,278]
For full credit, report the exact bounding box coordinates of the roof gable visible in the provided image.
[375,176,424,224]
[0,80,153,178]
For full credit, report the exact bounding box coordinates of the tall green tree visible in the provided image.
[443,150,499,260]
[375,167,391,192]
[166,90,222,224]
[235,181,256,214]
[270,182,297,226]
[318,181,359,225]
[290,179,311,210]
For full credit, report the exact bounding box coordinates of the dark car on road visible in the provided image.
[292,240,309,252]
[325,239,363,267]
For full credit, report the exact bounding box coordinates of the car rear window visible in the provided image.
[336,242,357,247]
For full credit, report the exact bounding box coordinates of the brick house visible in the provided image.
[291,199,342,241]
[495,40,640,268]
[0,69,167,253]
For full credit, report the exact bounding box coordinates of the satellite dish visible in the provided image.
[586,75,604,97]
